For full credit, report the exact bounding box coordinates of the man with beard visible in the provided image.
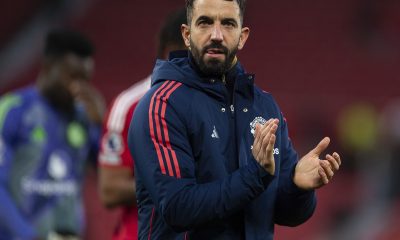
[128,0,342,239]
[0,29,104,240]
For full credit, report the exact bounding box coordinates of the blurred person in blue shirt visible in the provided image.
[0,29,104,240]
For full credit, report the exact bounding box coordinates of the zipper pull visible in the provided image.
[222,74,226,84]
[230,105,234,113]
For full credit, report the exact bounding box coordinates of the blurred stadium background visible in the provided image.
[0,0,399,239]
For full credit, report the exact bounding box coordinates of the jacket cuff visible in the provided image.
[248,159,275,188]
[283,165,314,195]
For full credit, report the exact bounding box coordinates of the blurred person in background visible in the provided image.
[97,8,187,240]
[331,101,400,239]
[0,29,105,240]
[129,0,342,239]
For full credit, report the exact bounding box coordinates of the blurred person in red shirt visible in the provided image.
[97,8,187,240]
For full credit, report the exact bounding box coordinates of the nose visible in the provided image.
[210,24,223,42]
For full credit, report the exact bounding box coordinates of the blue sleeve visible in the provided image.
[76,102,101,167]
[273,112,317,227]
[0,94,37,238]
[88,122,102,166]
[129,87,274,232]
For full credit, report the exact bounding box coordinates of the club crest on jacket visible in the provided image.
[250,116,267,136]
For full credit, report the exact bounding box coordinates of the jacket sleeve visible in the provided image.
[128,83,274,232]
[0,94,36,238]
[273,112,317,227]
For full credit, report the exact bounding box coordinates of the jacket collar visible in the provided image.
[152,50,254,102]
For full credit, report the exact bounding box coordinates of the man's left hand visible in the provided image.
[293,137,341,190]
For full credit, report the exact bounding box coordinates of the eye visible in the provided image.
[196,16,213,27]
[198,20,209,26]
[198,20,212,26]
[221,18,237,28]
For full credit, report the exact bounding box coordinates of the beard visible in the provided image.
[190,39,238,77]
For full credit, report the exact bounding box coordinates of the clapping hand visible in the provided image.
[252,119,279,175]
[293,137,341,190]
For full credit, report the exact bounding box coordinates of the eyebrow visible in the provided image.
[195,16,239,26]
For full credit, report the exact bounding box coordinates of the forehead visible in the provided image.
[192,0,241,21]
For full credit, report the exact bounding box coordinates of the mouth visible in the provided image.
[205,48,225,58]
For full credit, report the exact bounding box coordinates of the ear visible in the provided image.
[238,27,250,50]
[181,24,191,48]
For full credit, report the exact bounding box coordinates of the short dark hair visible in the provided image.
[185,0,246,25]
[157,8,187,58]
[44,29,94,59]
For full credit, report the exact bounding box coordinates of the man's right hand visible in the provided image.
[69,81,105,125]
[251,119,279,175]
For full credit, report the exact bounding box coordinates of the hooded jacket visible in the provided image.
[128,52,316,240]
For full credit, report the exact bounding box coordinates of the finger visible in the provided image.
[258,121,274,149]
[253,119,277,159]
[266,133,276,153]
[253,123,268,156]
[258,123,278,160]
[267,122,278,147]
[260,119,274,137]
[257,119,272,159]
[326,154,340,171]
[310,137,330,156]
[318,167,329,185]
[263,119,279,137]
[261,122,278,153]
[270,119,279,132]
[254,123,261,140]
[252,124,262,154]
[269,119,279,130]
[333,152,341,166]
[320,160,334,180]
[257,130,272,161]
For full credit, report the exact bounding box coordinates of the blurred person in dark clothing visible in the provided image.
[0,29,104,240]
[97,8,187,240]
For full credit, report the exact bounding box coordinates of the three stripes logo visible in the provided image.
[148,81,182,178]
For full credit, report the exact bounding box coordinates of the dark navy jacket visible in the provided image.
[128,53,316,240]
